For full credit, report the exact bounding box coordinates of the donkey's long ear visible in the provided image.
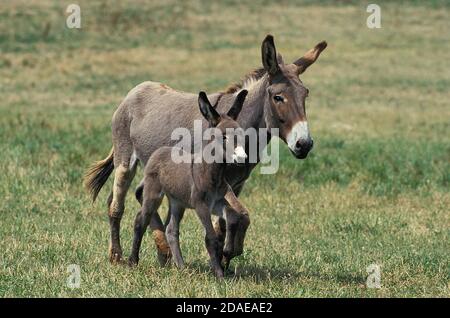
[293,41,327,75]
[261,35,280,76]
[198,91,220,127]
[227,90,248,120]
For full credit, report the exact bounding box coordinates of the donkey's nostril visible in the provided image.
[295,139,313,151]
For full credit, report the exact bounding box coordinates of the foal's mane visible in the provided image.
[223,67,266,94]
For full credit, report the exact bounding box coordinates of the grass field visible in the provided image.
[0,0,449,297]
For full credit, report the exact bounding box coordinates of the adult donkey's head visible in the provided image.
[261,35,327,159]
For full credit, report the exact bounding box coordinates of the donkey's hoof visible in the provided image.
[109,248,123,264]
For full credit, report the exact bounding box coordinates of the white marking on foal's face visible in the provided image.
[286,121,310,152]
[232,145,247,163]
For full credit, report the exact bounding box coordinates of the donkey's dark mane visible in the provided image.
[223,67,266,94]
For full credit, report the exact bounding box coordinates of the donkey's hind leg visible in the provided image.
[108,159,137,263]
[165,198,186,268]
[135,181,171,266]
[109,103,139,263]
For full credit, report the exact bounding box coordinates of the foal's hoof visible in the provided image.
[222,249,236,270]
[214,269,225,279]
[127,257,139,267]
[222,256,231,271]
[157,250,172,267]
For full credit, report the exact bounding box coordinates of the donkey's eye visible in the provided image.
[273,95,284,103]
[305,88,310,97]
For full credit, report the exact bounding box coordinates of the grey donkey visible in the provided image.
[128,90,249,278]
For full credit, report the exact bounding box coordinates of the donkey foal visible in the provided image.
[129,90,248,278]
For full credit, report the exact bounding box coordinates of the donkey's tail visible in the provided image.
[83,147,114,202]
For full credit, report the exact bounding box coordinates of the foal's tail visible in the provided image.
[83,147,114,202]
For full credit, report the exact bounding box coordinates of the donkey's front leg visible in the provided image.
[212,216,226,264]
[195,203,224,278]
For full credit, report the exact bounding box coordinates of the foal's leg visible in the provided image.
[222,184,250,268]
[129,185,163,265]
[135,182,171,266]
[150,213,172,266]
[211,202,227,265]
[108,160,137,263]
[165,199,186,268]
[195,202,224,278]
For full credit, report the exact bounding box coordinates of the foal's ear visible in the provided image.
[293,41,327,75]
[261,34,280,76]
[198,91,220,127]
[227,89,248,120]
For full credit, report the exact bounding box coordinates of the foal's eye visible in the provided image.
[273,95,284,103]
[306,88,310,97]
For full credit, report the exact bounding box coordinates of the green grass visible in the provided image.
[0,0,449,297]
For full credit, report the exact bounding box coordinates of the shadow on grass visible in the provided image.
[186,260,365,285]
